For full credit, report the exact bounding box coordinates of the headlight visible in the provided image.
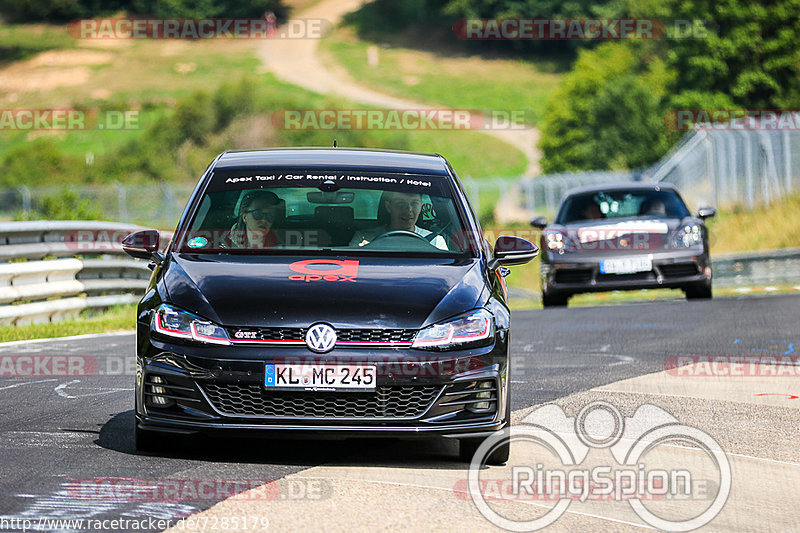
[412,309,494,350]
[544,230,566,251]
[152,304,231,345]
[670,225,703,248]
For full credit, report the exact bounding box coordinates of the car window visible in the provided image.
[178,170,475,255]
[556,190,690,224]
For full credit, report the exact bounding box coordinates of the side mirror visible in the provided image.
[122,230,163,264]
[490,236,539,269]
[697,207,716,220]
[530,216,548,229]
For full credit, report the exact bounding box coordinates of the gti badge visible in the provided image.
[305,323,337,353]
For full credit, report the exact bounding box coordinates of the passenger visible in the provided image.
[228,190,282,248]
[581,201,604,221]
[350,191,447,250]
[640,198,667,217]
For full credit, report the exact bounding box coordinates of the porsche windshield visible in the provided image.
[177,170,475,255]
[556,189,690,224]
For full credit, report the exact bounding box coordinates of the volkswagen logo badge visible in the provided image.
[305,323,337,353]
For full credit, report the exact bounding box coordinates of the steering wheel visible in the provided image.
[370,230,431,243]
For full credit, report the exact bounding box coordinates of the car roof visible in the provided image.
[213,148,451,176]
[563,181,678,197]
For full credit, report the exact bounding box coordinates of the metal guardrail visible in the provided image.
[507,248,800,301]
[712,247,800,287]
[0,221,162,325]
[1,222,796,319]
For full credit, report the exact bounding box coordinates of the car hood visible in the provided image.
[548,216,698,253]
[162,253,486,329]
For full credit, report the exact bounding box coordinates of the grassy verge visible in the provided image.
[708,193,800,254]
[319,26,563,126]
[0,304,136,343]
[0,23,76,63]
[0,23,527,181]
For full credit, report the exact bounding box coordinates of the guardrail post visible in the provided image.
[18,185,31,219]
[115,182,129,223]
[743,132,755,209]
[783,129,792,196]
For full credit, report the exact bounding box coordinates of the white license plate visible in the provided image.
[600,257,652,274]
[265,363,376,391]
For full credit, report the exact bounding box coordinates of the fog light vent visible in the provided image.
[146,375,175,408]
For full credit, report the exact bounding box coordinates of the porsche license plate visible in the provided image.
[600,257,652,274]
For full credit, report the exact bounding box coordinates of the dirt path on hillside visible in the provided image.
[257,0,541,180]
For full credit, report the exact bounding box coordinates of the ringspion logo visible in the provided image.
[467,401,730,531]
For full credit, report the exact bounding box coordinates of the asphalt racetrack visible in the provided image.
[0,294,798,532]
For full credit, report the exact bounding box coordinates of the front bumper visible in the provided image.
[135,336,510,440]
[541,249,711,295]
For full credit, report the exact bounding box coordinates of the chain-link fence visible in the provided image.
[646,128,800,210]
[1,183,196,229]
[5,128,797,226]
[518,170,642,218]
[0,178,519,227]
[519,128,800,216]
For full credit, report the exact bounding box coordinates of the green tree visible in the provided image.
[0,139,83,186]
[539,43,675,172]
[667,0,800,109]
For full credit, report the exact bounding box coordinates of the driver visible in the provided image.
[350,191,447,250]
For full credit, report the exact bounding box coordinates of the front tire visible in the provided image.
[459,400,511,465]
[684,280,712,300]
[134,421,168,452]
[542,291,568,308]
[459,435,510,465]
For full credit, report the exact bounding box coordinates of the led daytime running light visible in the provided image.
[152,305,231,345]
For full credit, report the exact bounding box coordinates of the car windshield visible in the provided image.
[176,170,475,255]
[556,189,690,224]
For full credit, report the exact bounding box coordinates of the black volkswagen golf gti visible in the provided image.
[122,148,537,464]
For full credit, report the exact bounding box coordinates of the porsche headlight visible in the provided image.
[152,304,231,345]
[670,225,703,248]
[412,309,494,350]
[544,230,566,251]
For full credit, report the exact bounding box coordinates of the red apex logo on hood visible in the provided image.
[288,259,359,282]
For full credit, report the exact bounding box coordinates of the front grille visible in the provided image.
[201,383,441,419]
[554,269,594,284]
[597,272,655,282]
[659,263,699,278]
[337,329,415,343]
[229,327,415,346]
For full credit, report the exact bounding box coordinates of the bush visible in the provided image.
[17,187,105,220]
[213,77,257,130]
[539,42,674,172]
[0,139,84,187]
